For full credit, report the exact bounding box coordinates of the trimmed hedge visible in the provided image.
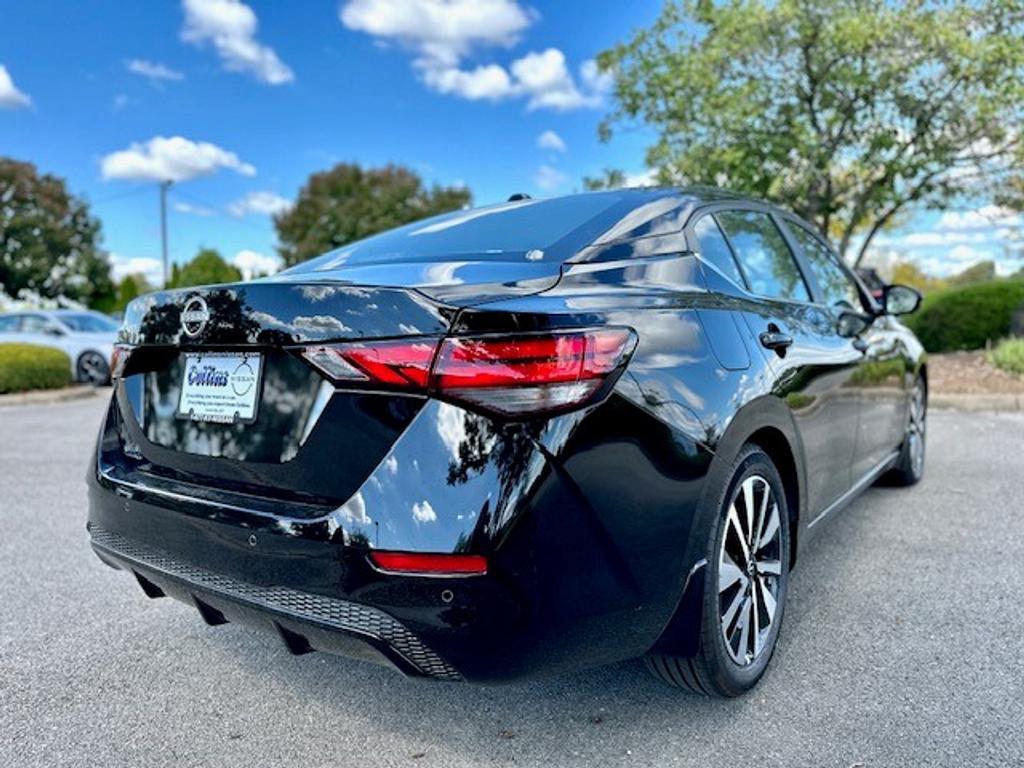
[0,344,72,394]
[905,278,1024,353]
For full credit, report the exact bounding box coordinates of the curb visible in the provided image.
[0,385,100,408]
[930,393,1022,412]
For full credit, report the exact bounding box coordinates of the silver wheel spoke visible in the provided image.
[719,553,746,594]
[741,477,756,546]
[727,507,751,565]
[757,502,780,552]
[722,588,746,631]
[735,597,751,657]
[757,559,782,576]
[759,576,777,624]
[750,581,762,658]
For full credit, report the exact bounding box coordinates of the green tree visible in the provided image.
[168,248,242,289]
[116,273,152,309]
[598,0,1024,265]
[274,163,471,267]
[947,260,997,288]
[582,168,628,191]
[0,157,115,308]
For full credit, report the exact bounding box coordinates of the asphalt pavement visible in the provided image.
[1,396,1022,767]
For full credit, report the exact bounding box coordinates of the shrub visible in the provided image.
[0,344,72,394]
[905,278,1024,352]
[987,338,1024,375]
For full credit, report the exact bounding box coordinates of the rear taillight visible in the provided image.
[300,328,636,417]
[368,551,488,576]
[110,345,133,380]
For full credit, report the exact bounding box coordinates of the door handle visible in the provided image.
[759,328,793,354]
[852,337,869,353]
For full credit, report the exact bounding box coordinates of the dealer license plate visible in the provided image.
[176,352,263,424]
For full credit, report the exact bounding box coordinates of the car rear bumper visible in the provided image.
[88,525,462,680]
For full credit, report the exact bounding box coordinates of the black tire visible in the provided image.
[881,375,926,487]
[646,445,791,697]
[76,350,111,386]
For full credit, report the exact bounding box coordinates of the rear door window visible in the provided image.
[716,210,810,301]
[20,315,50,333]
[788,223,865,311]
[0,315,20,333]
[693,215,745,286]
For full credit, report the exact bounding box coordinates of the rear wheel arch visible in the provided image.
[745,426,800,570]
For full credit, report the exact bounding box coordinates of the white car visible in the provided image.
[0,310,117,385]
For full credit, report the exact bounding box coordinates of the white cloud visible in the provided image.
[947,244,991,263]
[126,59,184,83]
[181,0,294,85]
[227,190,291,217]
[100,136,255,182]
[383,455,398,474]
[340,0,531,66]
[625,168,658,187]
[412,499,437,524]
[109,253,163,286]
[936,205,1023,231]
[421,62,513,100]
[0,65,31,109]
[173,201,216,216]
[231,249,280,279]
[112,94,129,111]
[535,164,567,191]
[537,129,566,153]
[878,231,989,248]
[340,1,605,110]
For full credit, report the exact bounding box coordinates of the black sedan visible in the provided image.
[87,188,926,697]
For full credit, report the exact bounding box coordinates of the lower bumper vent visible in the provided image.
[89,526,461,681]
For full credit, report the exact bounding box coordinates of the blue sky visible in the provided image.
[1,0,1020,286]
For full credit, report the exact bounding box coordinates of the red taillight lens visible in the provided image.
[368,551,488,576]
[110,345,133,379]
[300,328,636,417]
[301,339,435,389]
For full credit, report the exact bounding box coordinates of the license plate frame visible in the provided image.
[175,352,264,425]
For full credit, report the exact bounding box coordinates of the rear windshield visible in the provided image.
[58,313,118,332]
[292,195,623,271]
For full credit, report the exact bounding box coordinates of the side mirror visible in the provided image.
[837,311,872,338]
[882,284,922,316]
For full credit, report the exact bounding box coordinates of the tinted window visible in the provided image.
[716,210,810,301]
[58,312,118,333]
[788,224,864,310]
[694,215,745,286]
[0,315,19,333]
[21,315,50,333]
[291,194,622,271]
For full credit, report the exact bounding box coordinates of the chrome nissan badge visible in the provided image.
[180,296,210,337]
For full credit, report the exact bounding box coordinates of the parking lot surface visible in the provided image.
[1,396,1022,767]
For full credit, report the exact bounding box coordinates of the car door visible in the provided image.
[710,207,862,517]
[783,220,908,482]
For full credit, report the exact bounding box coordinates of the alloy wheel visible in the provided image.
[78,352,109,386]
[908,382,926,477]
[718,475,783,666]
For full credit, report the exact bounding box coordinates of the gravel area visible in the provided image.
[929,350,1024,394]
[2,397,1023,768]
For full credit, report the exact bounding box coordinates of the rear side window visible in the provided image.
[20,315,50,333]
[693,215,745,286]
[788,223,864,311]
[716,210,810,301]
[0,316,19,332]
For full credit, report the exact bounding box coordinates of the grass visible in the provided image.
[986,338,1024,375]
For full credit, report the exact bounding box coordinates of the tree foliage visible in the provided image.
[168,248,242,289]
[0,157,114,307]
[598,0,1024,264]
[274,163,471,267]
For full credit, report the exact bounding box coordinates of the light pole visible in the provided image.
[159,180,173,288]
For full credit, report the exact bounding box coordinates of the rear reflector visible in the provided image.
[368,551,488,576]
[300,327,637,417]
[110,345,133,380]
